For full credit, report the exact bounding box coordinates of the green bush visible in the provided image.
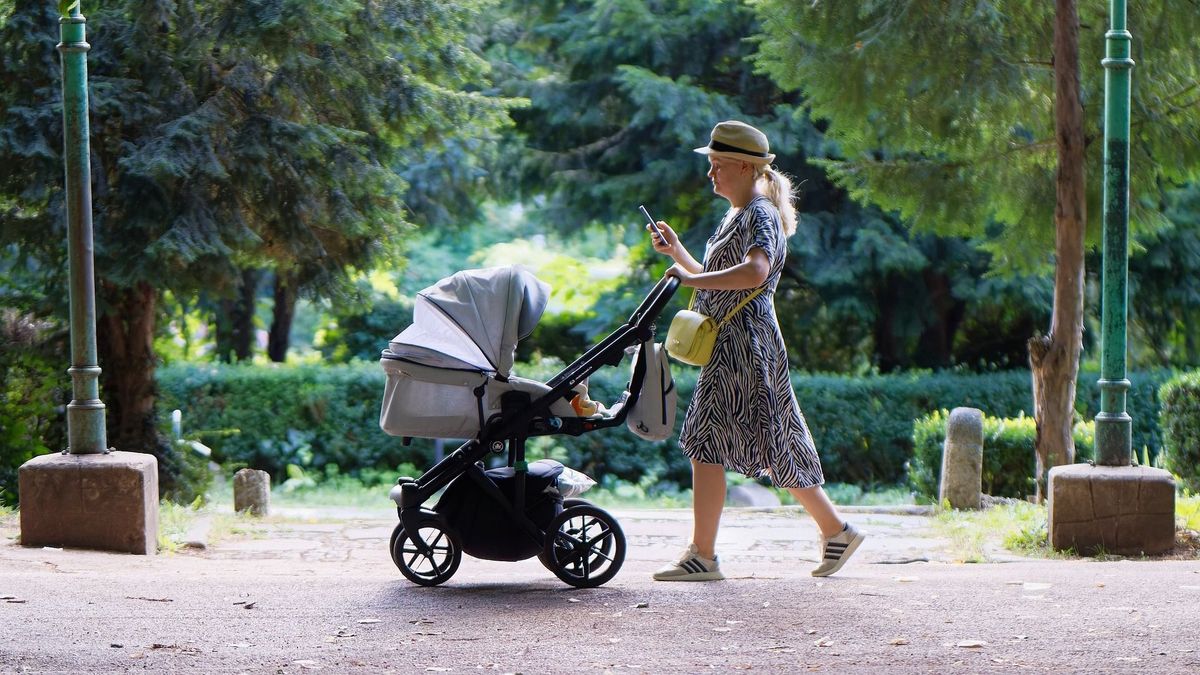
[0,315,69,507]
[155,361,1172,490]
[908,410,1096,501]
[1160,371,1200,492]
[156,362,424,481]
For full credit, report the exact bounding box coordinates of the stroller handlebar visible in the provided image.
[628,274,681,328]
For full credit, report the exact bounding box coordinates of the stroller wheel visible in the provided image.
[392,518,462,587]
[540,503,625,588]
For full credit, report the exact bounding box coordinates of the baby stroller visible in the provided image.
[379,266,679,588]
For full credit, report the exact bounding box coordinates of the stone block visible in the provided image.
[939,407,983,510]
[727,482,781,508]
[234,468,271,516]
[1048,464,1175,556]
[19,451,159,555]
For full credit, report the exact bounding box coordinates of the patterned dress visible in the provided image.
[677,195,825,489]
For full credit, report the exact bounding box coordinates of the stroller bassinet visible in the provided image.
[380,266,678,588]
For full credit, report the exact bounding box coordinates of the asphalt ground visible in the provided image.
[2,505,1199,674]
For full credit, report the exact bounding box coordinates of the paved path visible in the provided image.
[2,505,1198,673]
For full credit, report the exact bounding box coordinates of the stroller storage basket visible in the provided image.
[435,459,564,561]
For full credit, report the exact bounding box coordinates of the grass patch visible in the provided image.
[157,499,200,553]
[1178,494,1200,532]
[931,501,1056,563]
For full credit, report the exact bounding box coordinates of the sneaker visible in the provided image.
[652,544,725,581]
[811,523,865,577]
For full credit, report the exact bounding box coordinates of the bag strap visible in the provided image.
[718,287,765,326]
[686,286,766,324]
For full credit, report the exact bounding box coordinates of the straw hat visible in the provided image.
[693,120,775,165]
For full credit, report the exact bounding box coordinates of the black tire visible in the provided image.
[540,504,625,588]
[392,517,462,587]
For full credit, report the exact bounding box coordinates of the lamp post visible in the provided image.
[1095,0,1134,466]
[18,2,158,555]
[58,0,107,455]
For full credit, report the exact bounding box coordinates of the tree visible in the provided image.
[482,0,1053,374]
[752,0,1200,495]
[0,0,512,492]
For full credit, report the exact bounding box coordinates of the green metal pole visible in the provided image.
[58,1,107,455]
[1095,0,1133,466]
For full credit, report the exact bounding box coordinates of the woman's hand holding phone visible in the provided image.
[640,205,676,254]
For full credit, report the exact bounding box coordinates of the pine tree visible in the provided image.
[483,0,1051,372]
[752,0,1200,494]
[0,0,512,493]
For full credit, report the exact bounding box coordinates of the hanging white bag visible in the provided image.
[626,341,677,441]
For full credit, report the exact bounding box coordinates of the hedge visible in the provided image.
[1160,371,1200,492]
[908,410,1096,501]
[156,362,1175,489]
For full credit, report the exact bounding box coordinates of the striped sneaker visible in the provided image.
[812,523,865,577]
[652,544,725,581]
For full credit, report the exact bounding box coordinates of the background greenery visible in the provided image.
[2,1,1199,505]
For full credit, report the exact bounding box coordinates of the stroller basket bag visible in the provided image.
[435,459,564,561]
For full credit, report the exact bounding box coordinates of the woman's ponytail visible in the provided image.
[759,166,798,236]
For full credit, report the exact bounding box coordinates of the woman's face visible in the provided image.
[707,156,751,200]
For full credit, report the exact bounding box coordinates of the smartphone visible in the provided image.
[639,205,664,240]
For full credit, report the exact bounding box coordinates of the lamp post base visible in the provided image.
[1048,463,1175,556]
[18,451,159,555]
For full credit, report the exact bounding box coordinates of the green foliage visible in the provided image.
[1159,371,1200,492]
[0,312,68,506]
[157,360,1173,491]
[155,362,417,481]
[909,410,1096,502]
[752,1,1200,267]
[1128,184,1200,368]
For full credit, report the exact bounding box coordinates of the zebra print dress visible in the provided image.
[677,195,825,489]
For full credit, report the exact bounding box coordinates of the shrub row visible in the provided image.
[907,410,1096,502]
[1160,371,1200,492]
[156,362,1176,489]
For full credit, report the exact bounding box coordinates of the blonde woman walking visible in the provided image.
[648,120,865,580]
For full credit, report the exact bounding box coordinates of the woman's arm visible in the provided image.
[668,247,770,290]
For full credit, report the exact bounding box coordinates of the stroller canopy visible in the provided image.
[389,266,550,378]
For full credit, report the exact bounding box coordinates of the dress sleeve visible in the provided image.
[746,202,781,266]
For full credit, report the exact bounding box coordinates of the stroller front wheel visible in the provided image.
[540,503,625,588]
[392,518,462,587]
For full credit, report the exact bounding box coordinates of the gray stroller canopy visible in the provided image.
[389,266,550,378]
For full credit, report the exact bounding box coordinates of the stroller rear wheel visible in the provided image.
[540,503,625,588]
[391,518,462,587]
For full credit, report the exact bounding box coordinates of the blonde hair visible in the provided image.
[756,165,798,236]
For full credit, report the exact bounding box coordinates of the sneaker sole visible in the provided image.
[811,531,865,578]
[652,571,725,582]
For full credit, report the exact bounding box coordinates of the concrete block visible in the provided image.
[233,468,271,516]
[1048,464,1175,556]
[939,407,983,510]
[19,451,159,555]
[727,482,781,507]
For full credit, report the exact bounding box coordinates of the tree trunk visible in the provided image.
[1029,0,1087,501]
[268,271,297,363]
[231,268,260,361]
[916,268,963,369]
[213,268,260,362]
[97,281,176,490]
[873,279,902,372]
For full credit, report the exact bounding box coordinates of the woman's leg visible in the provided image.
[786,485,845,538]
[691,460,726,559]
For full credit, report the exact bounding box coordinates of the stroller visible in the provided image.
[379,266,679,588]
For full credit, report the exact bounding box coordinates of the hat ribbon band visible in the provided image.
[709,140,768,157]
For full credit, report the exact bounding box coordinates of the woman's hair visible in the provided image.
[756,165,798,236]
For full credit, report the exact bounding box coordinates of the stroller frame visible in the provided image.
[386,275,679,587]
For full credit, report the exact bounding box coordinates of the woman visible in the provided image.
[649,120,864,580]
